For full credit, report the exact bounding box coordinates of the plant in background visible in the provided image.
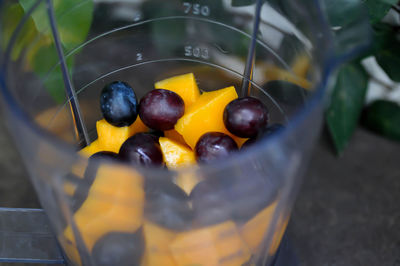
[233,0,400,153]
[326,0,400,153]
[3,0,399,153]
[1,0,94,103]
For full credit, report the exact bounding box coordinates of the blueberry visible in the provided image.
[92,230,145,266]
[195,132,238,164]
[223,97,269,138]
[139,89,184,131]
[100,81,138,127]
[145,180,193,230]
[119,133,163,167]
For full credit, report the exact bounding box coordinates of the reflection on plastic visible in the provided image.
[170,221,251,266]
[62,164,144,255]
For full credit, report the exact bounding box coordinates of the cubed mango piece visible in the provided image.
[63,164,144,251]
[96,117,148,153]
[79,140,103,157]
[175,172,201,195]
[159,137,195,169]
[268,215,289,256]
[175,86,246,149]
[239,201,277,253]
[155,73,200,107]
[58,236,82,266]
[169,221,251,266]
[143,222,177,266]
[164,130,188,147]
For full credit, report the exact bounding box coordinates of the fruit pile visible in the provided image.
[81,73,280,167]
[63,73,285,266]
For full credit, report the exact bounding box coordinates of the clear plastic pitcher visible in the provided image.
[0,0,370,265]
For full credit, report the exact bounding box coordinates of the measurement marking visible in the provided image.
[64,16,290,72]
[184,45,209,59]
[183,2,210,16]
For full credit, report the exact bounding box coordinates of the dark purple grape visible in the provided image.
[100,81,138,127]
[84,151,120,183]
[223,97,269,138]
[261,123,284,138]
[139,89,184,131]
[148,130,164,138]
[241,124,284,150]
[92,230,145,266]
[119,133,163,167]
[195,132,238,163]
[241,137,257,150]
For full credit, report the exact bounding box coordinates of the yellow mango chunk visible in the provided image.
[58,236,82,266]
[70,160,87,179]
[96,118,148,153]
[129,116,149,134]
[239,201,277,253]
[164,130,188,147]
[63,164,144,251]
[63,182,76,196]
[265,65,311,90]
[155,73,200,107]
[291,54,310,78]
[175,86,246,149]
[79,140,103,157]
[170,221,251,266]
[175,172,201,195]
[143,222,177,266]
[96,119,130,153]
[159,137,195,169]
[268,215,289,256]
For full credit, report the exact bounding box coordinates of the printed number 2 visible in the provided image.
[136,53,143,61]
[183,2,210,16]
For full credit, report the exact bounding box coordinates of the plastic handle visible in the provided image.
[0,208,65,264]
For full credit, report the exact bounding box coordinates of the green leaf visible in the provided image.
[20,0,94,51]
[14,0,94,103]
[0,3,38,61]
[231,0,256,7]
[325,63,369,154]
[380,0,398,5]
[323,0,364,27]
[356,22,394,59]
[362,0,393,24]
[321,0,372,59]
[375,37,400,82]
[362,100,400,141]
[31,43,75,103]
[52,0,94,51]
[19,0,48,33]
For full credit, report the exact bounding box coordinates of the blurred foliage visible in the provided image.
[326,0,400,154]
[2,0,93,103]
[362,99,400,141]
[326,64,369,152]
[226,0,400,154]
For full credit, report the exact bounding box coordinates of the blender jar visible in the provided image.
[0,0,370,265]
